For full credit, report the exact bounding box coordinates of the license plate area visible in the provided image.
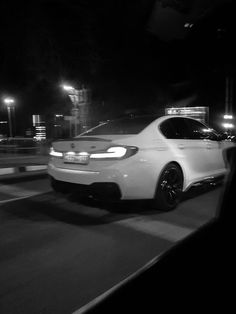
[63,152,90,164]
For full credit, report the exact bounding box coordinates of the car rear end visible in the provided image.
[48,116,162,200]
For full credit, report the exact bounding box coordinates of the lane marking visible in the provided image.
[115,216,193,242]
[0,195,37,204]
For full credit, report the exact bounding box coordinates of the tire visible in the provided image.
[154,163,183,211]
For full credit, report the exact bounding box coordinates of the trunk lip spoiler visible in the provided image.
[53,137,112,143]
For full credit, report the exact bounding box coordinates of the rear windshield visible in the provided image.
[82,116,158,135]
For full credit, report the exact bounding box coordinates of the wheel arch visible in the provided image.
[154,161,185,198]
[153,161,186,210]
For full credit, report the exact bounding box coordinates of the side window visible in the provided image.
[160,118,190,139]
[159,119,176,138]
[185,119,218,140]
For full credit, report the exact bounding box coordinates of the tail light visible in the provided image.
[90,146,138,160]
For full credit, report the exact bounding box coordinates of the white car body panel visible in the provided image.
[48,115,234,200]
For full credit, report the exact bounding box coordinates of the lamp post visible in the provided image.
[224,76,234,135]
[62,85,79,137]
[3,97,15,137]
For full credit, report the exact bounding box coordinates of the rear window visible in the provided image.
[82,116,158,135]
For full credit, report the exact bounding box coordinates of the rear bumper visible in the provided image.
[50,176,122,200]
[47,160,157,200]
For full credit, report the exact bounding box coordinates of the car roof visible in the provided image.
[112,114,202,121]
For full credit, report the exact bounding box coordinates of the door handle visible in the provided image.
[178,144,184,150]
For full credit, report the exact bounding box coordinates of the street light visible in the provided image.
[3,97,15,137]
[223,114,234,134]
[223,114,233,120]
[222,123,234,129]
[62,85,75,92]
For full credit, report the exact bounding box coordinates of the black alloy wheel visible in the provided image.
[154,163,183,211]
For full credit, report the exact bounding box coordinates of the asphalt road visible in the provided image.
[0,176,224,314]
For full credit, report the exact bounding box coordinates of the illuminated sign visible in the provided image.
[165,106,209,123]
[32,115,46,140]
[32,115,45,126]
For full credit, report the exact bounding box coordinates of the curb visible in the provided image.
[0,165,48,179]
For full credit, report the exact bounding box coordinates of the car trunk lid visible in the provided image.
[53,136,114,153]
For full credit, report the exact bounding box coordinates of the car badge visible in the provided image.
[71,143,75,149]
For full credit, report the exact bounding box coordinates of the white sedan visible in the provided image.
[48,115,232,210]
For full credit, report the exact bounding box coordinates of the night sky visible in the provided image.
[0,0,235,133]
